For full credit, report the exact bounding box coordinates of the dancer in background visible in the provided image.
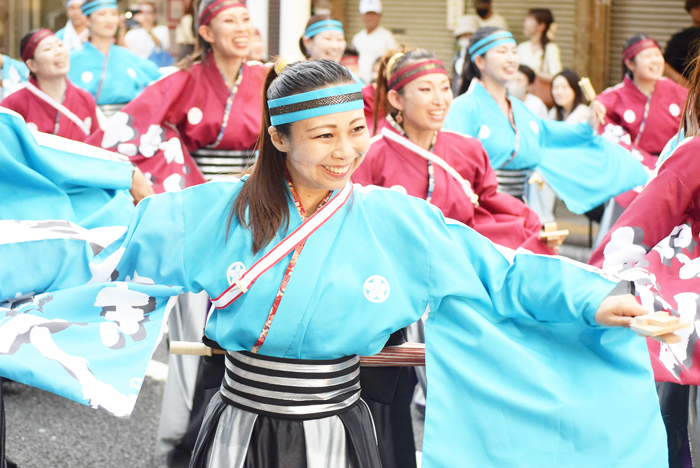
[516,9,561,107]
[87,0,266,193]
[447,27,647,217]
[68,0,161,114]
[56,0,89,52]
[1,29,99,142]
[594,34,688,242]
[355,48,556,255]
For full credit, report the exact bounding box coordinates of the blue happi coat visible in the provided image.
[0,108,134,228]
[68,42,161,105]
[444,80,649,214]
[0,177,667,466]
[1,55,29,99]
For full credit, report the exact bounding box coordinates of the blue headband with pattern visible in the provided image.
[469,31,516,61]
[304,20,344,38]
[82,0,118,16]
[268,83,364,126]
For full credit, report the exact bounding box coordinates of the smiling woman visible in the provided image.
[0,29,100,142]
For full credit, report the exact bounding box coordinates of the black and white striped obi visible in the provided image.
[190,351,382,468]
[190,149,257,181]
[494,169,531,200]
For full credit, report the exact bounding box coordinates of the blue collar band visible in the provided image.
[82,0,118,15]
[469,31,516,61]
[268,83,363,126]
[304,20,344,38]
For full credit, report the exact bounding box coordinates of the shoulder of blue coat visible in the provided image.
[352,182,436,216]
[0,106,27,124]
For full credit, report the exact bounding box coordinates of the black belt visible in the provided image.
[190,149,257,180]
[494,169,530,198]
[220,351,361,420]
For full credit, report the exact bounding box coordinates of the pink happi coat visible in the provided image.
[352,122,554,255]
[597,76,688,207]
[1,77,99,142]
[591,135,700,385]
[87,56,267,193]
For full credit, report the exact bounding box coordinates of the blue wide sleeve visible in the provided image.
[536,120,649,214]
[0,191,193,304]
[427,209,618,325]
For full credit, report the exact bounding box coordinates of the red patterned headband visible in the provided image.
[21,29,55,62]
[199,0,247,26]
[622,38,660,63]
[387,59,448,91]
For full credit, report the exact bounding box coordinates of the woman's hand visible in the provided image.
[130,167,155,203]
[587,100,607,129]
[594,294,646,328]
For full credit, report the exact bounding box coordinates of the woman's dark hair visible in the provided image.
[551,69,583,122]
[178,0,216,69]
[527,9,554,49]
[518,65,536,85]
[373,47,437,134]
[184,0,195,16]
[299,14,337,59]
[680,43,700,137]
[457,26,502,96]
[231,59,355,253]
[621,34,658,79]
[686,0,700,13]
[19,29,43,78]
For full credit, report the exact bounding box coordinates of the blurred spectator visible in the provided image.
[124,2,173,66]
[548,69,589,123]
[341,47,361,79]
[663,0,700,85]
[175,0,196,60]
[452,14,480,92]
[507,64,547,119]
[473,0,507,29]
[56,0,89,52]
[517,8,560,107]
[352,0,396,84]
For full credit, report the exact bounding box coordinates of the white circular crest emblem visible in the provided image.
[390,185,408,195]
[26,122,39,132]
[477,124,491,139]
[80,71,94,84]
[623,109,637,123]
[529,120,539,135]
[363,275,390,303]
[669,103,681,117]
[226,262,246,285]
[127,67,137,79]
[188,107,203,125]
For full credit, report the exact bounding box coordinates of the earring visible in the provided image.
[396,110,403,124]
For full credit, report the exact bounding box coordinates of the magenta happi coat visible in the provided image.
[0,77,99,142]
[87,56,267,193]
[596,76,688,207]
[597,76,687,156]
[590,135,700,384]
[352,122,554,255]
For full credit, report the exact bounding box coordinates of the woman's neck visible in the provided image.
[530,34,542,49]
[36,75,68,103]
[562,101,574,117]
[480,76,510,116]
[74,23,87,35]
[633,76,656,97]
[292,183,328,216]
[402,120,435,151]
[212,49,244,88]
[90,34,112,55]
